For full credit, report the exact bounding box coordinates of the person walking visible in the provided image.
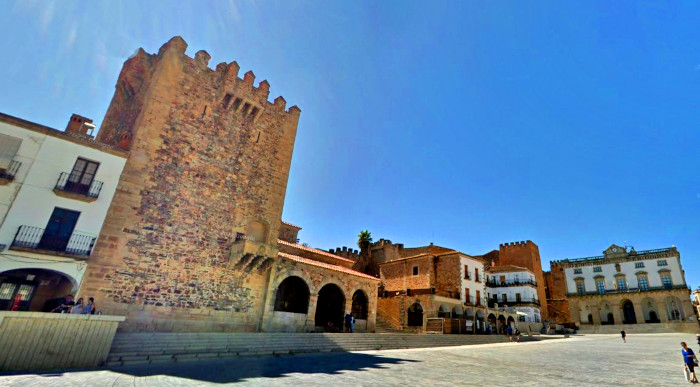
[506,325,514,342]
[682,341,699,383]
[620,329,626,343]
[696,334,700,352]
[344,313,354,333]
[514,328,521,342]
[70,298,85,314]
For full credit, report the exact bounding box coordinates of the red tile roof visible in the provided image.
[278,240,355,264]
[487,265,532,274]
[278,252,380,281]
[281,220,302,229]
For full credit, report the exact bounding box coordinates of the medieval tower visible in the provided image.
[80,37,301,331]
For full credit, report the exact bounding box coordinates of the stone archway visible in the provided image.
[452,307,463,319]
[407,303,423,327]
[487,313,496,334]
[437,304,451,318]
[273,276,310,314]
[621,300,637,324]
[497,315,506,334]
[507,316,515,327]
[351,289,368,319]
[315,283,345,329]
[600,301,613,324]
[640,297,658,323]
[0,268,77,312]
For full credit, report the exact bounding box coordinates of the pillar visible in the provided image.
[590,305,601,325]
[307,294,319,331]
[655,300,669,323]
[633,302,645,324]
[612,305,624,325]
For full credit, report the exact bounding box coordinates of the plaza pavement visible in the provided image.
[0,333,696,386]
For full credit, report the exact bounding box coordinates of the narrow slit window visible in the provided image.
[242,102,251,115]
[232,98,243,111]
[251,106,260,118]
[201,105,207,118]
[222,94,232,108]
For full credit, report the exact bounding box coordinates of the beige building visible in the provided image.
[554,244,697,332]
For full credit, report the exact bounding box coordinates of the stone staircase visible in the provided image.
[374,316,411,334]
[105,332,527,366]
[578,321,699,335]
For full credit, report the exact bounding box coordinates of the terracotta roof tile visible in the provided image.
[278,252,379,281]
[277,240,355,264]
[281,220,302,229]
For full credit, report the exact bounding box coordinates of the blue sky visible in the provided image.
[1,1,698,288]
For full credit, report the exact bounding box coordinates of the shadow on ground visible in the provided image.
[5,352,419,384]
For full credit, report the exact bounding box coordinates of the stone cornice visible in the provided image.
[552,248,679,268]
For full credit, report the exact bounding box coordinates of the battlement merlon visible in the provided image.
[150,36,301,115]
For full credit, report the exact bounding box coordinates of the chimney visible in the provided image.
[65,114,95,137]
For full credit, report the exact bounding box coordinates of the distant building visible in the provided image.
[0,113,127,311]
[485,265,541,323]
[552,244,696,332]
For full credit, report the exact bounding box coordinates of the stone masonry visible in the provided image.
[79,37,302,331]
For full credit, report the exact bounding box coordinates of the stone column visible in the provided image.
[307,294,319,331]
[633,302,645,324]
[655,300,669,323]
[590,305,601,325]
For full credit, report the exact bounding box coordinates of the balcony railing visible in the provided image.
[464,296,487,307]
[485,279,537,288]
[10,225,97,257]
[54,172,103,199]
[488,298,540,308]
[0,160,21,181]
[567,284,689,297]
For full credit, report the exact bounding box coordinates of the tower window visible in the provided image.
[412,266,418,276]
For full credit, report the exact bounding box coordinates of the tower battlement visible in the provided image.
[97,36,300,151]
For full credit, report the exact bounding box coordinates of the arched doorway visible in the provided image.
[452,307,463,319]
[407,303,423,326]
[497,315,506,334]
[315,284,345,328]
[648,311,659,323]
[507,316,515,327]
[607,313,614,324]
[587,314,593,324]
[437,304,451,318]
[274,276,309,314]
[665,296,684,321]
[641,297,658,323]
[622,300,637,324]
[487,313,496,334]
[351,290,368,319]
[0,268,76,311]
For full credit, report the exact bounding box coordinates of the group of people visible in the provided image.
[324,313,355,333]
[50,294,97,315]
[505,325,521,342]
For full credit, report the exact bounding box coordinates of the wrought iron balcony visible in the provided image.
[567,284,689,297]
[54,172,103,200]
[485,279,537,288]
[488,298,540,308]
[10,225,97,258]
[464,296,487,307]
[0,160,21,182]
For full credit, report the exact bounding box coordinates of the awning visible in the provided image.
[516,311,527,316]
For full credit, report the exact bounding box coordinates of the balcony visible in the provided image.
[464,296,486,307]
[567,284,690,297]
[53,172,103,202]
[489,297,540,308]
[10,225,97,258]
[0,160,21,185]
[485,279,537,288]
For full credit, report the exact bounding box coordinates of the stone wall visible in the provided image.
[435,254,461,295]
[380,256,433,292]
[80,36,300,332]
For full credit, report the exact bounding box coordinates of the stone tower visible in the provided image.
[497,241,549,320]
[80,36,301,331]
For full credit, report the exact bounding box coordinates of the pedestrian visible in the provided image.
[82,297,96,315]
[696,334,700,352]
[620,329,626,343]
[506,325,514,342]
[344,313,354,333]
[682,341,699,383]
[50,294,75,313]
[70,298,85,314]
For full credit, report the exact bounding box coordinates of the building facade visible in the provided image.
[0,113,127,312]
[554,244,696,331]
[485,265,541,323]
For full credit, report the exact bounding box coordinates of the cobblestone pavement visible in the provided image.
[1,333,697,386]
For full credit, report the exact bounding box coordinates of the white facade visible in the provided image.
[0,114,127,292]
[459,255,486,306]
[485,268,541,323]
[562,247,686,295]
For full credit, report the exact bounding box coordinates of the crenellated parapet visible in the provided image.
[329,246,360,261]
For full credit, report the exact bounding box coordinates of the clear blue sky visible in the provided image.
[1,1,698,288]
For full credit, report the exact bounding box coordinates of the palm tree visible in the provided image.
[357,230,372,249]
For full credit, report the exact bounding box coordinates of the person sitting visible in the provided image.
[50,294,75,313]
[514,328,521,342]
[82,297,96,315]
[70,298,85,314]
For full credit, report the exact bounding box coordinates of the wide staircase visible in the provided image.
[578,322,699,334]
[105,332,531,366]
[374,316,412,334]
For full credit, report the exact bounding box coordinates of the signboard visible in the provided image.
[426,318,444,333]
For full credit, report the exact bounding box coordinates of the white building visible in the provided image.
[555,244,695,329]
[0,113,127,312]
[460,254,486,307]
[486,265,541,323]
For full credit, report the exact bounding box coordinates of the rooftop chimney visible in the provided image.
[65,114,95,138]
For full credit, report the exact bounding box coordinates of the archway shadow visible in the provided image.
[13,352,420,384]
